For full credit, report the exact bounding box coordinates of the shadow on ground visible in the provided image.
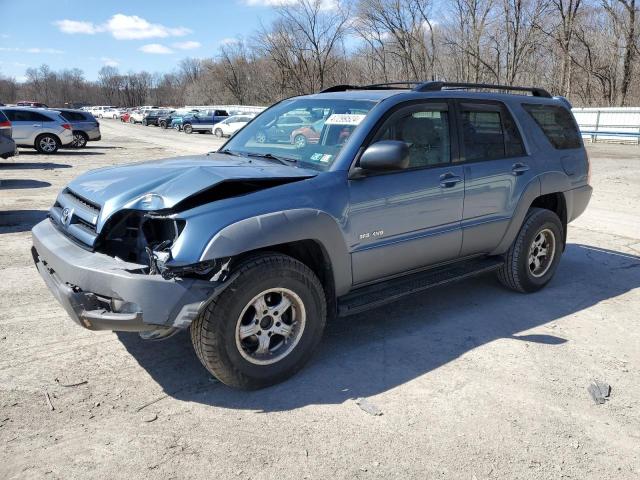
[0,162,71,170]
[117,244,640,411]
[0,210,48,231]
[18,150,104,156]
[0,179,51,189]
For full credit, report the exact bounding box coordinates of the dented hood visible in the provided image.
[66,153,317,226]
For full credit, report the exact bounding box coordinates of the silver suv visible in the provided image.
[0,107,74,154]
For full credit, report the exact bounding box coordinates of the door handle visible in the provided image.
[512,163,530,175]
[439,172,462,188]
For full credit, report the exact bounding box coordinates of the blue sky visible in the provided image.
[0,0,284,81]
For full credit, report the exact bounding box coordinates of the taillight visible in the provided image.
[61,123,72,130]
[0,120,11,128]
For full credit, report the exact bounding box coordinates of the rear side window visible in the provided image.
[523,104,581,149]
[60,111,86,121]
[459,102,525,162]
[0,110,8,122]
[5,110,49,122]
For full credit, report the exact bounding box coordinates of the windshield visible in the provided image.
[222,98,376,171]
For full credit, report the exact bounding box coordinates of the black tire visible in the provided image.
[129,117,135,124]
[35,134,60,154]
[214,128,223,138]
[183,123,193,134]
[191,253,327,389]
[142,119,148,126]
[497,207,564,293]
[160,121,167,129]
[71,131,88,148]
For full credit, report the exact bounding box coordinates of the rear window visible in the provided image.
[0,110,8,122]
[523,104,581,149]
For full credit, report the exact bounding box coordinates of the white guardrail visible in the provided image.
[572,107,640,144]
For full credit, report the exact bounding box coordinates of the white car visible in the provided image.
[0,107,74,153]
[128,109,150,124]
[212,115,254,137]
[91,106,118,118]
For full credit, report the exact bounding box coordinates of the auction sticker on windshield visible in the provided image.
[325,114,366,125]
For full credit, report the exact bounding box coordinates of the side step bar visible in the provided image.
[338,256,504,317]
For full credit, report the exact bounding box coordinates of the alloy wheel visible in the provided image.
[235,288,306,365]
[528,228,556,278]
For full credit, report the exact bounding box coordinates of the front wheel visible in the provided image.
[191,254,327,389]
[497,208,564,293]
[159,121,167,129]
[183,123,193,134]
[214,128,223,137]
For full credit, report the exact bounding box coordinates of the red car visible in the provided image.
[290,119,325,148]
[120,112,131,123]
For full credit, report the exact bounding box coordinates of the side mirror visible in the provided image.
[358,140,410,172]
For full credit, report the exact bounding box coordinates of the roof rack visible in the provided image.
[319,81,551,98]
[413,81,551,98]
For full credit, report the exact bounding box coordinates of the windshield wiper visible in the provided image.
[244,152,298,166]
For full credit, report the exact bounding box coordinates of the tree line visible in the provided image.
[0,0,637,108]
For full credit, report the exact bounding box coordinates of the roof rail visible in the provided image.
[413,81,552,98]
[319,81,552,98]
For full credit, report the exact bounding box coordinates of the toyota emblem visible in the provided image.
[61,207,73,226]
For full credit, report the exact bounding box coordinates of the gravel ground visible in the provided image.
[1,119,639,480]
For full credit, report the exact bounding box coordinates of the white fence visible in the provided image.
[572,107,640,144]
[185,105,266,115]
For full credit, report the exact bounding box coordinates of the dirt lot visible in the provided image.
[1,119,639,479]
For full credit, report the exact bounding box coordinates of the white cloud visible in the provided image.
[172,41,201,50]
[219,37,239,45]
[244,0,337,8]
[139,43,174,54]
[101,57,119,67]
[54,19,100,34]
[106,14,191,40]
[0,47,64,54]
[53,14,191,40]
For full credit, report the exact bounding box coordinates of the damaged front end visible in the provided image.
[32,209,230,339]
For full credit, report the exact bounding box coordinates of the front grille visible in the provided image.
[50,188,102,247]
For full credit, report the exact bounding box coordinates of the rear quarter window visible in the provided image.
[523,104,582,149]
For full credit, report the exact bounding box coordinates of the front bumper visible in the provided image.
[31,219,220,332]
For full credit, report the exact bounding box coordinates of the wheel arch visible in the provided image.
[199,209,352,300]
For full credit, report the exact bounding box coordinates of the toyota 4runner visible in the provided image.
[31,81,592,389]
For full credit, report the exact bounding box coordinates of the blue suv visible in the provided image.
[31,81,591,389]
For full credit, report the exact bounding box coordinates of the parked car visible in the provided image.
[90,106,118,118]
[254,114,313,144]
[0,107,73,153]
[129,109,150,124]
[143,109,175,127]
[102,108,120,119]
[181,109,229,134]
[0,109,17,159]
[56,108,101,148]
[289,117,326,148]
[159,109,197,129]
[120,111,131,123]
[212,115,254,138]
[31,81,592,389]
[16,101,49,108]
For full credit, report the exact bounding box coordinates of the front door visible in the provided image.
[348,100,465,285]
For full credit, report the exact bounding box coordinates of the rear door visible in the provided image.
[455,100,533,256]
[4,109,41,144]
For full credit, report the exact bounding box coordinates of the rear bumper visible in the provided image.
[31,219,220,332]
[565,184,593,223]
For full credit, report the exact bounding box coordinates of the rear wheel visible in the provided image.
[129,117,135,124]
[183,123,193,134]
[35,134,60,154]
[71,131,88,148]
[214,128,223,137]
[497,208,564,293]
[191,253,326,389]
[159,121,167,129]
